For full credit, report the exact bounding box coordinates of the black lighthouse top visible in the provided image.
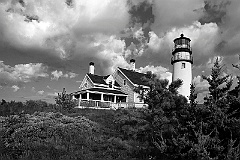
[171,34,193,64]
[172,34,192,55]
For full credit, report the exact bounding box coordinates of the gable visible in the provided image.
[105,75,114,84]
[79,75,94,90]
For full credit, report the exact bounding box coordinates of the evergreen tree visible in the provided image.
[202,58,233,106]
[196,58,240,159]
[55,88,75,112]
[115,71,188,159]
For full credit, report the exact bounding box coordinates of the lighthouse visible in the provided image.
[171,34,193,99]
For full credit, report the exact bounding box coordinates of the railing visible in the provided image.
[80,100,111,108]
[77,100,147,109]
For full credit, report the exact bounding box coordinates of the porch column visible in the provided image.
[101,93,104,102]
[87,92,89,100]
[78,94,81,107]
[114,95,116,103]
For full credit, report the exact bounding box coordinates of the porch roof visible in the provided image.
[80,88,127,96]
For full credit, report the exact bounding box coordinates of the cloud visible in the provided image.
[138,65,172,83]
[51,70,63,80]
[51,70,78,80]
[45,92,58,100]
[68,72,78,78]
[11,85,20,92]
[151,0,204,34]
[92,34,130,74]
[193,75,209,93]
[0,0,130,60]
[37,90,44,95]
[199,0,231,25]
[0,61,48,87]
[31,87,36,92]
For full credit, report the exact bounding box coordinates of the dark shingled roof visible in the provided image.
[118,67,146,86]
[83,88,127,95]
[87,73,107,85]
[87,73,120,87]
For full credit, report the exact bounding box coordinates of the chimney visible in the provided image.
[130,59,135,71]
[89,62,94,74]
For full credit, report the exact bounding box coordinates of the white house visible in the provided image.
[72,60,148,109]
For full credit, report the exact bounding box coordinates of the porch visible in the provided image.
[73,88,131,109]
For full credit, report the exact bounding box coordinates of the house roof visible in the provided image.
[87,73,120,87]
[87,73,107,85]
[118,67,146,86]
[82,88,127,95]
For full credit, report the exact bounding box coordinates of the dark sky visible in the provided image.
[0,0,240,103]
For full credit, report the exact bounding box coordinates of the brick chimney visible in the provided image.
[89,62,94,74]
[130,59,135,71]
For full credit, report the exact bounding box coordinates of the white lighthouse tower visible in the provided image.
[171,34,193,99]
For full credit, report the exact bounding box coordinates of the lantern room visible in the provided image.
[171,34,193,64]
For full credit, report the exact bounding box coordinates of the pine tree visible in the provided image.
[116,71,188,159]
[189,83,198,108]
[202,58,233,106]
[199,58,240,159]
[55,88,75,112]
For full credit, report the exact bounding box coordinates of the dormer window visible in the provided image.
[123,79,126,85]
[109,81,112,88]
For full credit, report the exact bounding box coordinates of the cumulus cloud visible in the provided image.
[51,70,78,80]
[92,34,129,74]
[138,65,172,83]
[68,72,78,78]
[0,61,48,87]
[193,75,209,93]
[0,0,130,60]
[11,85,20,92]
[45,92,58,99]
[31,87,36,92]
[37,90,44,95]
[51,70,63,80]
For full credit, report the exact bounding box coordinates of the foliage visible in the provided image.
[0,108,139,160]
[115,71,189,159]
[0,100,57,116]
[55,88,75,112]
[115,59,240,159]
[0,112,100,160]
[202,58,233,105]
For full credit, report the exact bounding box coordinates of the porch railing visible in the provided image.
[80,100,111,108]
[77,100,146,109]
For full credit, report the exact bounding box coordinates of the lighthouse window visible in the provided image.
[181,63,186,69]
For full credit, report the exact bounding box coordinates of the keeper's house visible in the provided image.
[72,59,148,109]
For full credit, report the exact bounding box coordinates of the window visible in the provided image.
[181,63,186,69]
[123,79,126,85]
[109,81,112,88]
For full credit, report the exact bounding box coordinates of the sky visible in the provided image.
[0,0,240,103]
